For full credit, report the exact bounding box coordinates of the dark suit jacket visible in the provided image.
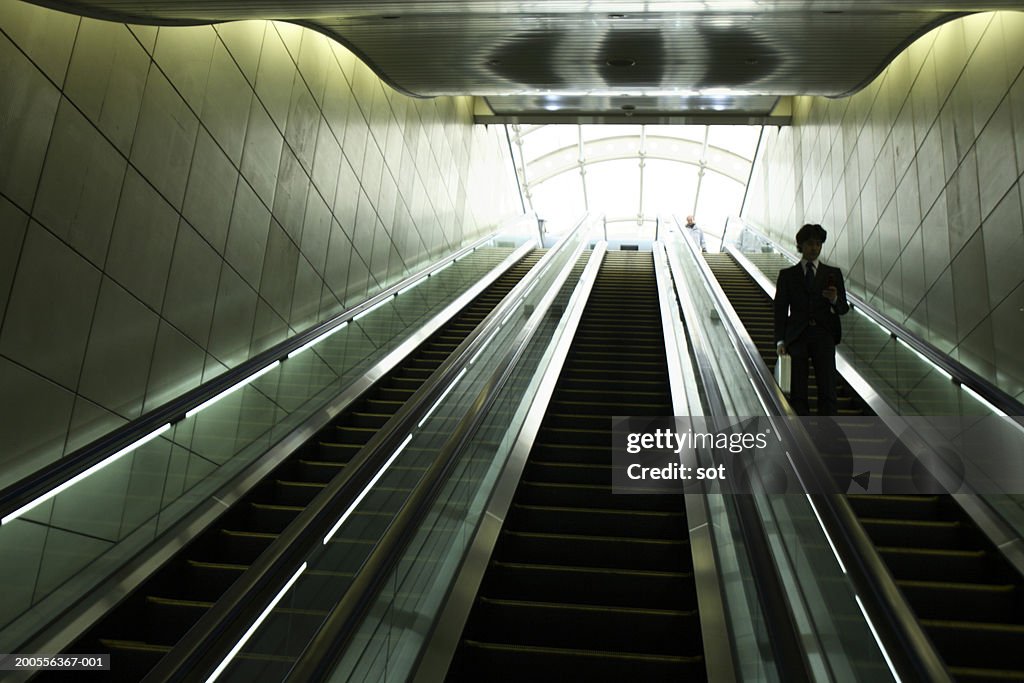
[773,261,850,346]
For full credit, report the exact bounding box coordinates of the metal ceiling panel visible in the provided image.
[28,1,1024,118]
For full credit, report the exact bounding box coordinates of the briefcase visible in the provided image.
[775,355,791,394]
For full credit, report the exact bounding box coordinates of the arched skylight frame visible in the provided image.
[510,123,762,247]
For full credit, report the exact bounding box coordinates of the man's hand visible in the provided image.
[822,286,838,304]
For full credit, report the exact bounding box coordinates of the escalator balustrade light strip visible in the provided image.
[432,261,454,276]
[469,335,495,365]
[397,276,428,296]
[323,434,414,545]
[501,299,524,326]
[204,561,308,683]
[961,384,1016,423]
[287,322,350,359]
[802,491,848,576]
[2,423,172,526]
[419,368,469,429]
[895,338,952,381]
[521,278,538,299]
[855,594,903,683]
[353,297,396,322]
[855,306,893,336]
[185,361,281,419]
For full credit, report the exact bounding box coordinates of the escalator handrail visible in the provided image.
[665,219,951,683]
[147,214,596,682]
[0,230,507,524]
[657,240,814,683]
[282,236,591,683]
[730,217,1023,418]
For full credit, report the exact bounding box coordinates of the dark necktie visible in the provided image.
[804,262,815,291]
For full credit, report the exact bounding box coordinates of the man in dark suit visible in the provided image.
[774,223,850,416]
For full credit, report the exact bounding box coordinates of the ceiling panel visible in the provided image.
[28,1,1024,118]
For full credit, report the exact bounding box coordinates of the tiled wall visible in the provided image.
[0,2,522,487]
[745,11,1024,402]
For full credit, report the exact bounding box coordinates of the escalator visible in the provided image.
[704,251,1024,682]
[49,249,545,682]
[446,251,707,682]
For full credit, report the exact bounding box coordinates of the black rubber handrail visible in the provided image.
[0,233,503,523]
[732,219,1023,417]
[143,215,593,682]
[665,224,952,683]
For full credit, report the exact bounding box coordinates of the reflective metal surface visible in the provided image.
[27,1,1024,119]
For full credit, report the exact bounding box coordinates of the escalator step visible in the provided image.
[522,461,610,486]
[495,530,688,571]
[921,619,1024,673]
[247,503,304,533]
[144,596,212,644]
[897,580,1020,623]
[467,597,700,655]
[482,561,696,609]
[507,502,684,539]
[515,481,679,512]
[273,480,327,506]
[453,640,705,683]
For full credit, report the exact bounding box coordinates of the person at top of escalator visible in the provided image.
[684,215,707,252]
[773,223,850,416]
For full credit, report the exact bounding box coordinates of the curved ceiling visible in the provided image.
[28,1,1024,120]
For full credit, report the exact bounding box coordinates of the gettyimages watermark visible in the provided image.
[612,415,1024,494]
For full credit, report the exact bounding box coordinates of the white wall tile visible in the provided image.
[145,321,205,412]
[981,185,1024,308]
[240,97,284,207]
[33,99,126,267]
[745,11,1024,396]
[201,40,253,166]
[0,196,29,325]
[78,277,159,418]
[975,97,1017,219]
[0,357,75,489]
[207,265,258,367]
[254,27,294,130]
[259,220,299,319]
[64,19,150,155]
[1,4,521,489]
[131,68,199,209]
[153,24,216,112]
[64,395,125,457]
[225,179,271,289]
[106,170,179,310]
[182,128,238,252]
[272,146,310,243]
[0,33,60,211]
[0,0,78,84]
[163,220,221,347]
[214,21,265,86]
[0,223,101,388]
